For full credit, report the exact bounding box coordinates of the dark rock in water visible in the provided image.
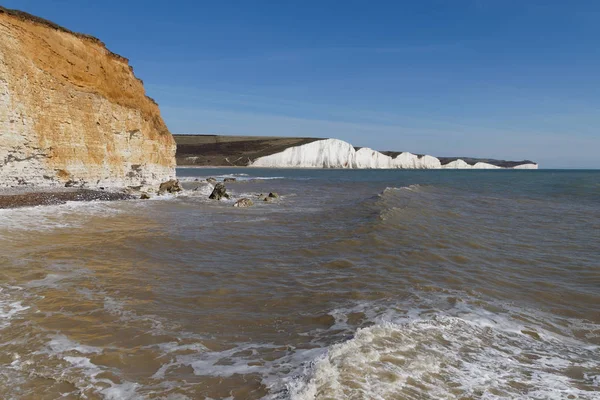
[206,177,217,184]
[209,183,230,200]
[194,178,199,182]
[224,177,236,182]
[158,179,182,195]
[233,198,254,207]
[268,192,279,198]
[140,193,150,200]
[264,196,273,202]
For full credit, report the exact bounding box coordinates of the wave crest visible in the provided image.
[289,311,599,399]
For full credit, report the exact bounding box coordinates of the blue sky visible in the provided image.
[5,0,600,168]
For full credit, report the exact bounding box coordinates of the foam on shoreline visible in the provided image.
[0,188,133,209]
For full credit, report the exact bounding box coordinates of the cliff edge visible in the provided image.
[0,7,176,189]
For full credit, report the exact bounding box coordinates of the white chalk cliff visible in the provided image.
[250,139,538,169]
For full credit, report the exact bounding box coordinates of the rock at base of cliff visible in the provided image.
[209,183,230,200]
[140,193,150,200]
[158,179,182,195]
[233,198,254,208]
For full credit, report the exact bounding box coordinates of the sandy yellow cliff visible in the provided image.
[0,7,176,189]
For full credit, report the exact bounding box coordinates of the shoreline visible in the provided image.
[0,188,134,209]
[0,166,550,209]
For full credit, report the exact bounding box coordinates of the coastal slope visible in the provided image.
[174,134,322,166]
[0,7,176,189]
[175,135,538,169]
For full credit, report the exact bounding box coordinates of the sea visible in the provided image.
[0,168,598,399]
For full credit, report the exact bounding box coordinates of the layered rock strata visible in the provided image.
[0,7,176,189]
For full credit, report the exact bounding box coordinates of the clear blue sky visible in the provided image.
[5,0,600,168]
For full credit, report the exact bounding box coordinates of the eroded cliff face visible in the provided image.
[0,8,176,189]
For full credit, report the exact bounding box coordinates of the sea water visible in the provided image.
[0,169,598,399]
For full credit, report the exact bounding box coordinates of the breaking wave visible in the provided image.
[285,302,599,399]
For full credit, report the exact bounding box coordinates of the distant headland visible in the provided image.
[174,135,538,169]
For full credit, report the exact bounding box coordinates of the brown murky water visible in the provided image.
[0,169,599,399]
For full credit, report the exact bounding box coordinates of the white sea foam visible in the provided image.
[0,200,124,235]
[103,296,165,333]
[242,176,286,181]
[62,355,141,399]
[25,267,88,288]
[46,334,103,355]
[250,138,538,170]
[177,176,212,183]
[179,182,215,198]
[126,293,599,399]
[285,302,599,400]
[6,331,142,399]
[153,341,279,380]
[177,174,284,183]
[0,286,29,330]
[8,292,588,399]
[381,184,423,194]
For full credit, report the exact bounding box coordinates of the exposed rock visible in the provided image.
[224,178,237,182]
[0,7,176,189]
[206,177,217,184]
[140,193,150,200]
[158,179,182,195]
[268,192,279,199]
[264,197,273,202]
[64,179,80,188]
[233,198,254,208]
[209,183,230,200]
